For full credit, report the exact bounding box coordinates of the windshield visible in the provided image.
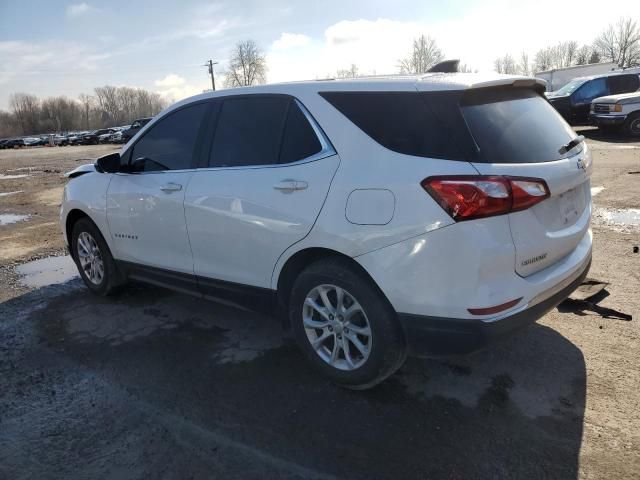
[552,78,588,96]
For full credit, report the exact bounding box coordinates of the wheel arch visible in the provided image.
[275,247,394,316]
[65,209,108,259]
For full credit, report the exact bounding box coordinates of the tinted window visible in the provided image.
[461,88,578,163]
[608,74,640,94]
[210,96,289,167]
[279,101,322,164]
[320,92,468,160]
[130,103,207,172]
[573,78,608,104]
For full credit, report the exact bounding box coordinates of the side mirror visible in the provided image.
[95,152,121,173]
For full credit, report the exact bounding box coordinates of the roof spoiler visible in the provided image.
[428,59,460,73]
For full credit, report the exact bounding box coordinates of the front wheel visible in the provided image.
[289,258,406,389]
[71,217,125,295]
[624,113,640,138]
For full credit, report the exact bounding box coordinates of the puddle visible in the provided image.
[590,186,605,196]
[0,174,29,180]
[593,207,640,232]
[15,255,78,288]
[0,214,30,225]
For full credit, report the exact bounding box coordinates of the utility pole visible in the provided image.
[204,59,218,91]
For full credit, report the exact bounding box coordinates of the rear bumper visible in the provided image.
[591,114,627,126]
[398,256,591,357]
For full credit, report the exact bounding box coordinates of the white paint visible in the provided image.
[0,190,23,197]
[0,213,29,225]
[0,174,29,180]
[15,255,78,288]
[590,186,605,196]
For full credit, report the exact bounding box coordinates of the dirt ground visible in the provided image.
[0,133,639,479]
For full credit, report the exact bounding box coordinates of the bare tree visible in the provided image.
[78,94,94,130]
[336,64,359,78]
[595,17,640,67]
[225,40,267,88]
[399,35,444,74]
[494,54,517,74]
[575,45,593,65]
[9,93,40,135]
[518,52,530,76]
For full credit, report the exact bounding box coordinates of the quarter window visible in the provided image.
[130,103,207,172]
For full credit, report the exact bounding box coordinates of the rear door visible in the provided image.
[184,94,339,290]
[459,87,592,276]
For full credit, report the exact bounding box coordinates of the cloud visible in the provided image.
[155,74,187,88]
[272,33,311,50]
[66,3,92,17]
[154,74,207,103]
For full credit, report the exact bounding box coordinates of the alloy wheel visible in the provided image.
[302,284,372,371]
[77,231,104,285]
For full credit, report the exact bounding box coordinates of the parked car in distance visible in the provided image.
[79,128,117,145]
[109,127,129,144]
[61,74,592,388]
[547,72,640,125]
[53,134,69,146]
[591,91,640,136]
[4,138,26,148]
[121,117,152,143]
[67,131,89,146]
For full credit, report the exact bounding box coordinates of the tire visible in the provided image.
[624,113,640,138]
[71,217,125,296]
[289,258,407,390]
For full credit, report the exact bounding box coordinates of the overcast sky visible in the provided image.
[0,0,638,108]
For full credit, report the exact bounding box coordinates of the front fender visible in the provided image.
[61,171,113,249]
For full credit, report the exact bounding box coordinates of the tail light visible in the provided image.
[421,176,550,221]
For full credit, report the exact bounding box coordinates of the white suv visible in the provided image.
[61,73,592,389]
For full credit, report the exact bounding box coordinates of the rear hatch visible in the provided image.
[459,86,592,276]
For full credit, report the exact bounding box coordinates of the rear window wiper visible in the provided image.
[558,135,584,154]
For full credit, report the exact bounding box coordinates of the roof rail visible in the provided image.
[428,59,460,73]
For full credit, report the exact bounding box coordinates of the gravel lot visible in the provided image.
[0,132,638,479]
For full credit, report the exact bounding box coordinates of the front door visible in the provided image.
[107,101,210,274]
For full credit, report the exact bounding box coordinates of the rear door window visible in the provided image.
[209,95,322,167]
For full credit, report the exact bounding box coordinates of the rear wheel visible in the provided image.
[71,217,125,295]
[624,113,640,138]
[289,258,406,389]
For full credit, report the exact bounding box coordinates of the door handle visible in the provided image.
[273,180,308,192]
[160,182,182,192]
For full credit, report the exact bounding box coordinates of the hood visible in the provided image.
[592,91,640,105]
[65,163,96,178]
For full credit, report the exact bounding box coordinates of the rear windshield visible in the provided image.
[461,88,580,163]
[320,88,579,163]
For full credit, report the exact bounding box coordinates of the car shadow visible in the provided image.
[0,281,586,480]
